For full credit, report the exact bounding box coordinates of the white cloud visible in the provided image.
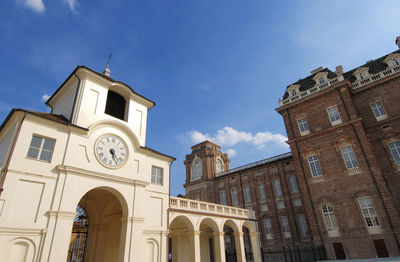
[226,149,237,157]
[22,0,45,13]
[41,94,50,102]
[190,126,288,149]
[64,0,77,12]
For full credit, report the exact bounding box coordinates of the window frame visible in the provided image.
[260,204,269,212]
[220,191,227,205]
[151,166,163,185]
[243,185,251,202]
[273,179,283,197]
[257,183,266,200]
[231,188,239,206]
[26,135,56,163]
[340,145,361,174]
[280,216,291,238]
[276,201,285,209]
[288,176,299,193]
[297,214,309,237]
[321,203,339,237]
[370,101,388,121]
[190,157,202,182]
[307,155,323,182]
[388,141,400,168]
[297,117,310,136]
[326,106,342,126]
[358,197,380,232]
[263,219,273,240]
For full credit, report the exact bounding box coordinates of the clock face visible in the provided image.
[95,135,128,168]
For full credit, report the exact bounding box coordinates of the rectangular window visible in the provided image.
[371,101,387,121]
[273,179,283,196]
[243,185,251,202]
[297,118,310,135]
[231,188,239,206]
[27,135,55,162]
[321,204,338,232]
[293,199,302,207]
[327,106,342,126]
[276,201,285,209]
[388,141,400,167]
[261,204,269,212]
[258,184,266,199]
[220,191,227,205]
[151,166,163,185]
[288,176,299,193]
[358,197,380,227]
[194,194,200,201]
[263,219,273,239]
[280,217,291,238]
[308,155,323,181]
[340,145,360,174]
[297,214,309,237]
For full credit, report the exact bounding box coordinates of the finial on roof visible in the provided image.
[396,36,400,49]
[103,54,112,77]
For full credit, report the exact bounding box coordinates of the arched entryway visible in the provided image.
[67,187,128,262]
[67,205,89,262]
[169,216,195,261]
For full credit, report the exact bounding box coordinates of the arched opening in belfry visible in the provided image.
[67,187,127,262]
[105,90,126,121]
[199,218,220,262]
[169,216,195,261]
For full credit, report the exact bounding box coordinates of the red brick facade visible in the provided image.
[184,47,400,259]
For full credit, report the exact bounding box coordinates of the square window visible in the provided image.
[151,166,163,185]
[261,204,269,212]
[293,199,302,207]
[297,118,310,136]
[27,135,55,162]
[327,106,342,126]
[371,101,387,121]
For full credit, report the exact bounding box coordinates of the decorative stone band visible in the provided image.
[0,227,47,236]
[233,232,244,237]
[47,210,76,220]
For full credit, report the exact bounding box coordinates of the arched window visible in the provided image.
[392,59,399,66]
[319,78,325,84]
[216,158,224,173]
[191,158,202,181]
[291,90,297,96]
[105,90,126,121]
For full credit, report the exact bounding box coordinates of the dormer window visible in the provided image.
[353,67,369,81]
[291,90,297,96]
[287,85,300,97]
[105,90,126,121]
[319,78,325,84]
[359,72,366,80]
[392,59,399,67]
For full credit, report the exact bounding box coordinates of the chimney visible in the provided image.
[335,65,343,75]
[311,66,323,75]
[396,36,400,49]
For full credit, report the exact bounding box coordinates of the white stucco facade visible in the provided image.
[0,66,261,262]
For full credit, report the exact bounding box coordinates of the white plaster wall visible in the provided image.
[51,79,79,120]
[0,121,16,168]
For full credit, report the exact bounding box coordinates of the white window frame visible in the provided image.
[273,179,283,197]
[231,188,239,206]
[26,135,55,162]
[358,197,381,234]
[327,106,342,126]
[194,194,200,201]
[391,58,400,67]
[280,216,291,238]
[388,141,400,168]
[258,184,266,199]
[321,204,339,237]
[151,166,163,185]
[288,176,299,193]
[216,158,224,173]
[276,201,285,209]
[370,101,387,121]
[191,157,202,181]
[293,199,302,207]
[243,185,251,202]
[220,191,227,205]
[340,145,360,174]
[263,219,273,239]
[260,204,269,212]
[307,155,323,182]
[297,214,309,237]
[297,118,310,136]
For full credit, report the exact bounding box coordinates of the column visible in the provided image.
[213,232,226,262]
[160,231,168,262]
[250,232,262,262]
[233,231,246,262]
[120,217,133,262]
[189,231,201,262]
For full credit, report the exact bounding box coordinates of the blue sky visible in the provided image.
[1,0,399,195]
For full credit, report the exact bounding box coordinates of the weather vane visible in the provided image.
[103,54,112,77]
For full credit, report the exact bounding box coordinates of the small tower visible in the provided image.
[183,141,230,201]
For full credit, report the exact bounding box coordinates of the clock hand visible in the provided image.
[109,148,119,164]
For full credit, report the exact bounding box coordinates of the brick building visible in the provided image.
[184,40,400,259]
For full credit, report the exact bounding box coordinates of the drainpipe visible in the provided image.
[0,111,26,197]
[70,73,82,123]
